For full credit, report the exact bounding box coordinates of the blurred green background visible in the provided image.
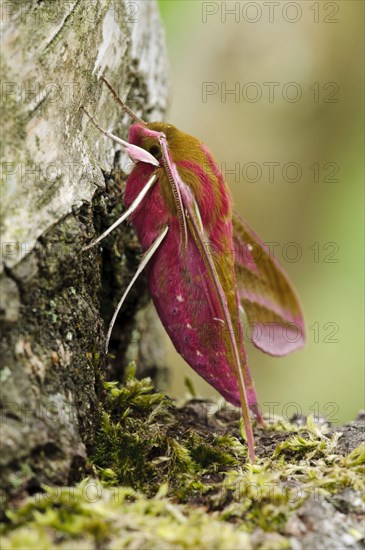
[156,0,364,424]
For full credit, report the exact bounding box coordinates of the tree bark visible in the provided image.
[0,0,169,503]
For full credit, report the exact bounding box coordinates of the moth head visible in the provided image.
[129,122,180,163]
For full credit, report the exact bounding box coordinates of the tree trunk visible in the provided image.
[0,0,169,503]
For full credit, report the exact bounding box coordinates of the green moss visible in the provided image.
[1,482,252,550]
[91,363,239,496]
[2,366,364,549]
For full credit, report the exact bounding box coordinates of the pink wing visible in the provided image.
[233,211,305,356]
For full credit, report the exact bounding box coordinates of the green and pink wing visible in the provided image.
[233,212,306,356]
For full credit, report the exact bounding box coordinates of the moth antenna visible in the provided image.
[181,192,256,462]
[100,76,147,126]
[159,135,188,252]
[105,226,169,353]
[82,173,157,251]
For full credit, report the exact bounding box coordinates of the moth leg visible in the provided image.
[83,173,157,251]
[105,226,169,353]
[100,76,146,126]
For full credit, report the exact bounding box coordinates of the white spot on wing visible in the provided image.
[176,294,184,302]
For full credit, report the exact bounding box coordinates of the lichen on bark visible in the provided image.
[0,0,169,505]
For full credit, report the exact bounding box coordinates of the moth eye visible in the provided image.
[149,144,161,158]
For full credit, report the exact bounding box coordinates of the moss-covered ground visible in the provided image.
[1,364,364,549]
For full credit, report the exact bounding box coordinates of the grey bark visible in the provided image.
[0,0,169,503]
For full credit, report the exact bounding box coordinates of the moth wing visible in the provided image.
[158,140,255,461]
[233,211,305,356]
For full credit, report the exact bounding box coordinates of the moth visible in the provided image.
[82,77,305,462]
